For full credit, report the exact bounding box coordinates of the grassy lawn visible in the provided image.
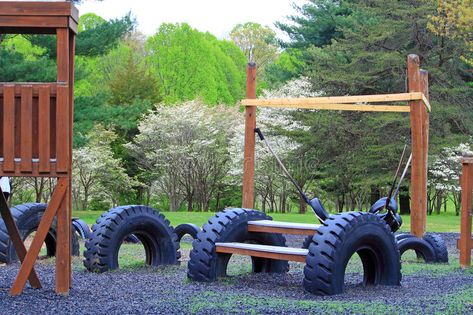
[73,209,467,233]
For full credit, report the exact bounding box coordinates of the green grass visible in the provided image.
[73,209,468,233]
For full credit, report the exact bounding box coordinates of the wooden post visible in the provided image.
[242,63,257,209]
[55,27,72,295]
[420,70,429,234]
[459,155,473,268]
[408,54,426,237]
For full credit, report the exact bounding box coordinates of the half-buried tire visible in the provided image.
[187,208,289,282]
[423,233,448,263]
[72,218,92,240]
[174,223,201,242]
[397,237,436,262]
[83,205,180,273]
[0,203,80,264]
[303,212,401,295]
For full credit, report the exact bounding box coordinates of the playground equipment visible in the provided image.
[0,203,80,264]
[459,154,473,268]
[83,205,180,273]
[82,207,202,272]
[188,55,433,295]
[0,1,77,295]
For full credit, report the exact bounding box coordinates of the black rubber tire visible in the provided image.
[395,233,415,242]
[175,223,201,242]
[187,208,289,282]
[303,212,401,295]
[0,203,80,264]
[423,233,448,263]
[397,237,436,262]
[72,218,92,240]
[124,234,140,243]
[302,235,313,249]
[83,205,180,273]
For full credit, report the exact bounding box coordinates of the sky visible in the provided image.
[77,0,306,40]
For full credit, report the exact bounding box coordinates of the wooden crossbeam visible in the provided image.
[247,220,320,236]
[216,242,308,263]
[241,92,431,112]
[10,178,67,296]
[0,189,42,289]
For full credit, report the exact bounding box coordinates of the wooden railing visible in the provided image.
[0,82,70,177]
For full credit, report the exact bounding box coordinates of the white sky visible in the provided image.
[77,0,306,40]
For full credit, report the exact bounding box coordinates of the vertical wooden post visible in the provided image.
[55,27,71,295]
[420,70,429,234]
[242,63,257,209]
[459,155,473,268]
[408,54,425,237]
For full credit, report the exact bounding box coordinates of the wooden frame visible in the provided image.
[241,55,430,237]
[0,1,77,296]
[458,155,473,268]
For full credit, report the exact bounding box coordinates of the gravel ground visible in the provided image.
[0,233,472,314]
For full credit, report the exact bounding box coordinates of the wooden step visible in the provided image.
[247,220,321,235]
[215,242,308,263]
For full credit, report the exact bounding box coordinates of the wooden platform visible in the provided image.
[247,220,320,235]
[215,242,308,263]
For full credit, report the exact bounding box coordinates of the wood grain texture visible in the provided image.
[20,85,33,172]
[216,242,307,263]
[459,161,473,267]
[408,54,426,238]
[242,63,257,209]
[0,189,42,289]
[2,85,15,172]
[10,179,67,296]
[38,86,51,172]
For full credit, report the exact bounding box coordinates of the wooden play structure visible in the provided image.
[188,54,432,295]
[459,154,473,268]
[0,1,77,295]
[240,53,429,242]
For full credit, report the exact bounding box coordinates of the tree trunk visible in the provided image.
[399,186,410,215]
[370,187,381,205]
[299,195,307,214]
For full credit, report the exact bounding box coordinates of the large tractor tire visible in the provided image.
[423,233,448,263]
[187,208,289,282]
[174,223,201,242]
[0,203,80,264]
[397,237,436,262]
[72,218,92,240]
[303,212,401,295]
[83,205,180,273]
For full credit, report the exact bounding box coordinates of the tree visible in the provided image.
[428,143,472,216]
[128,101,241,212]
[146,23,246,105]
[72,125,137,210]
[428,0,473,66]
[230,22,279,75]
[78,13,106,33]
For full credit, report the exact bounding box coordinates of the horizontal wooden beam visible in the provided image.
[244,103,411,112]
[216,242,308,263]
[0,83,60,96]
[242,93,423,106]
[241,92,431,112]
[247,220,320,235]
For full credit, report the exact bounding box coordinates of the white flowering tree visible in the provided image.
[72,125,137,210]
[428,142,472,215]
[230,77,321,213]
[128,101,241,212]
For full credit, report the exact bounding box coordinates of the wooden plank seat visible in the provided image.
[215,242,308,263]
[247,220,320,235]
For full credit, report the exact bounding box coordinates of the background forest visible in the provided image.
[1,0,471,216]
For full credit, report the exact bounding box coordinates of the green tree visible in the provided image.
[230,22,279,74]
[78,13,106,33]
[146,23,246,105]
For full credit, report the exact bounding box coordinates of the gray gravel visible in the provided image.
[0,233,472,314]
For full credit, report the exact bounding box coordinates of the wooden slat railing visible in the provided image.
[0,82,68,177]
